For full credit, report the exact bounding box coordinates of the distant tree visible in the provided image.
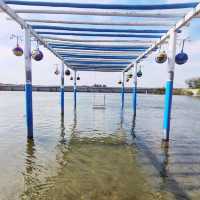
[185,77,200,89]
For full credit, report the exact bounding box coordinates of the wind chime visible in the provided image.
[32,40,44,61]
[11,35,23,56]
[175,39,188,65]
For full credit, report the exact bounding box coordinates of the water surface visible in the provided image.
[0,91,200,200]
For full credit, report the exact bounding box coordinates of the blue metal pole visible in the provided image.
[25,28,33,139]
[121,72,125,109]
[133,64,137,116]
[61,61,65,116]
[74,70,77,109]
[163,30,176,141]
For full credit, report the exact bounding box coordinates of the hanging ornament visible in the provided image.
[77,75,80,81]
[118,80,122,85]
[126,78,129,83]
[65,69,71,76]
[175,40,188,65]
[54,67,60,75]
[12,36,23,56]
[127,73,133,79]
[13,45,23,56]
[32,41,43,61]
[70,76,73,81]
[155,45,167,64]
[137,66,143,78]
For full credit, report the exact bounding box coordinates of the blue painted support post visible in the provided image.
[121,72,125,109]
[25,28,33,139]
[61,61,65,116]
[133,64,137,117]
[73,70,77,109]
[163,29,176,141]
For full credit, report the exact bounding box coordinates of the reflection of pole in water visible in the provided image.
[120,109,124,129]
[60,115,66,144]
[72,109,77,135]
[25,139,36,174]
[21,139,40,199]
[160,141,170,178]
[131,114,136,138]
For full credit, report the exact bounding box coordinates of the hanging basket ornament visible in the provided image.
[12,36,23,56]
[155,46,167,64]
[70,76,73,81]
[65,69,71,76]
[126,78,129,83]
[175,40,188,65]
[77,75,80,81]
[13,45,23,56]
[32,41,43,61]
[32,49,44,61]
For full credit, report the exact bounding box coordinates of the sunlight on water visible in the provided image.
[0,92,200,200]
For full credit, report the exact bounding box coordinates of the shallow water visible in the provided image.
[0,91,200,200]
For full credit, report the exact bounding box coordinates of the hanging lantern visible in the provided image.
[137,70,143,78]
[77,75,80,81]
[175,40,188,65]
[32,49,44,61]
[12,35,23,56]
[65,69,71,76]
[175,53,188,65]
[32,41,44,61]
[155,51,167,64]
[127,73,133,79]
[70,76,73,81]
[54,67,60,75]
[13,45,23,56]
[118,80,122,85]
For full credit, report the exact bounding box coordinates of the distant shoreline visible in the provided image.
[0,84,199,96]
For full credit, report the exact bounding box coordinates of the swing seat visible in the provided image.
[92,94,106,109]
[93,104,106,109]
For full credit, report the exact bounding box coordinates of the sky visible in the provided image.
[0,0,200,88]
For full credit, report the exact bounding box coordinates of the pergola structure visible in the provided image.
[0,0,200,140]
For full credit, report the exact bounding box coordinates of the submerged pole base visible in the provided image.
[162,129,170,142]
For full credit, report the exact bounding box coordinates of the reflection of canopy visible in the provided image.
[1,1,200,71]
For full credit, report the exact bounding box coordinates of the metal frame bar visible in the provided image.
[73,71,77,110]
[132,64,137,117]
[38,31,162,38]
[24,28,33,139]
[60,53,137,60]
[32,25,168,34]
[121,72,125,109]
[60,61,65,116]
[5,1,198,10]
[48,43,150,49]
[13,9,184,18]
[24,18,173,27]
[163,30,176,141]
[42,36,155,45]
